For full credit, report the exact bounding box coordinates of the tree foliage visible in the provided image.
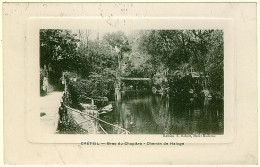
[40,29,224,100]
[103,31,131,53]
[138,30,224,96]
[40,29,79,71]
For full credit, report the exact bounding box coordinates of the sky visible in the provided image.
[71,29,133,41]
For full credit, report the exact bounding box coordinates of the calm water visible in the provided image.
[99,91,224,135]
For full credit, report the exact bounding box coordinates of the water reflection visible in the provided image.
[99,91,224,135]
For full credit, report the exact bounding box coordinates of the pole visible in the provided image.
[115,50,122,101]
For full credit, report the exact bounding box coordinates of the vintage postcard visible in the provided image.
[3,2,257,165]
[25,17,234,144]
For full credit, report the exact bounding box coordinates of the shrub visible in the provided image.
[66,69,117,107]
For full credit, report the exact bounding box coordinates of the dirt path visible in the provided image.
[40,91,63,134]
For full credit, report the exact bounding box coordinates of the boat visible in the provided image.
[80,96,113,114]
[80,103,97,110]
[80,97,97,110]
[99,104,113,114]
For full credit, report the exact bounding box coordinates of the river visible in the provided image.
[99,90,224,135]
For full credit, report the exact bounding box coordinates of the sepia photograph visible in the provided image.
[3,2,257,165]
[39,29,224,135]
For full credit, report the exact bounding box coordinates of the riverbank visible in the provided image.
[57,106,98,134]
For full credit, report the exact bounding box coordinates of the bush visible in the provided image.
[66,69,117,107]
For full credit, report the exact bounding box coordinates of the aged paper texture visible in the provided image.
[3,2,257,165]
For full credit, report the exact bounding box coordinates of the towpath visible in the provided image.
[40,91,63,134]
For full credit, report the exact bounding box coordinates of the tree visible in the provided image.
[103,31,131,90]
[103,31,131,69]
[138,29,224,98]
[75,35,119,77]
[40,29,80,86]
[185,30,223,94]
